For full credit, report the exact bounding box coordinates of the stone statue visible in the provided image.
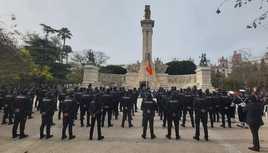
[127,61,140,73]
[144,5,151,19]
[86,50,96,65]
[199,53,208,67]
[154,58,168,73]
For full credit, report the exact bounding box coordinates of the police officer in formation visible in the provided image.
[39,92,54,139]
[0,84,264,145]
[120,91,134,128]
[193,90,209,141]
[12,90,30,139]
[165,90,182,140]
[181,89,195,128]
[141,92,157,139]
[89,92,104,140]
[2,90,14,125]
[101,89,114,127]
[81,89,93,127]
[61,91,76,140]
[236,90,249,128]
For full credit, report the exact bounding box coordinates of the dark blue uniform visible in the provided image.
[141,95,157,139]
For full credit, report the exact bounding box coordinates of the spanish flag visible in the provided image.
[145,53,154,76]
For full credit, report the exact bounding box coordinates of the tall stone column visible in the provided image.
[138,5,157,89]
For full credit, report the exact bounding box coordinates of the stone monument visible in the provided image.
[82,5,213,90]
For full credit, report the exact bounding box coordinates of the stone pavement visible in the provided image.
[0,109,267,153]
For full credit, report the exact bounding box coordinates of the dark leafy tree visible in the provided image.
[99,65,127,74]
[165,60,196,75]
[24,33,70,84]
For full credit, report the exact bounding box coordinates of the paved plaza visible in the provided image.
[0,107,268,153]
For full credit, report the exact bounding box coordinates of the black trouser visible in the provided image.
[167,116,179,138]
[221,109,231,128]
[62,116,73,137]
[74,104,79,120]
[142,117,154,137]
[35,96,39,108]
[159,109,163,120]
[134,101,138,112]
[80,107,86,126]
[121,110,132,127]
[238,106,246,122]
[89,114,102,139]
[102,109,112,126]
[208,111,214,128]
[249,125,260,149]
[182,108,194,127]
[28,100,33,118]
[86,111,91,126]
[12,113,27,137]
[230,106,236,118]
[163,112,167,127]
[2,107,13,124]
[114,102,119,120]
[215,108,220,122]
[195,111,208,138]
[40,114,52,137]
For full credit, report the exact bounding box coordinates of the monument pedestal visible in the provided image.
[81,65,99,87]
[195,66,213,91]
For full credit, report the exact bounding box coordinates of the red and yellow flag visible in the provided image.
[145,53,154,76]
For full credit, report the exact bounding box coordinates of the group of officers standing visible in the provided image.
[0,85,265,144]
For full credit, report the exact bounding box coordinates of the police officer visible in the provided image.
[80,89,88,127]
[101,89,113,127]
[220,93,232,128]
[61,92,76,140]
[205,90,215,128]
[236,90,249,128]
[39,92,54,139]
[165,91,182,140]
[2,90,14,125]
[26,89,35,119]
[89,92,104,140]
[111,87,120,120]
[81,89,93,127]
[181,91,195,128]
[120,91,134,128]
[58,89,66,120]
[193,90,209,141]
[74,88,82,120]
[133,88,139,112]
[12,91,29,139]
[141,93,157,139]
[155,88,165,121]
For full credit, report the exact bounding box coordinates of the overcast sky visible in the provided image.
[1,0,268,65]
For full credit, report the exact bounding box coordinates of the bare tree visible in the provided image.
[217,0,268,28]
[71,49,109,66]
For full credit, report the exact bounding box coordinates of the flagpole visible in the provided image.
[145,66,148,89]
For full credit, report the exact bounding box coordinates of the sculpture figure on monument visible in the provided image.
[199,53,208,67]
[127,61,140,73]
[144,5,151,19]
[86,50,96,65]
[154,58,168,73]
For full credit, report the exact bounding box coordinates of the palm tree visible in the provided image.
[57,27,72,63]
[40,24,56,40]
